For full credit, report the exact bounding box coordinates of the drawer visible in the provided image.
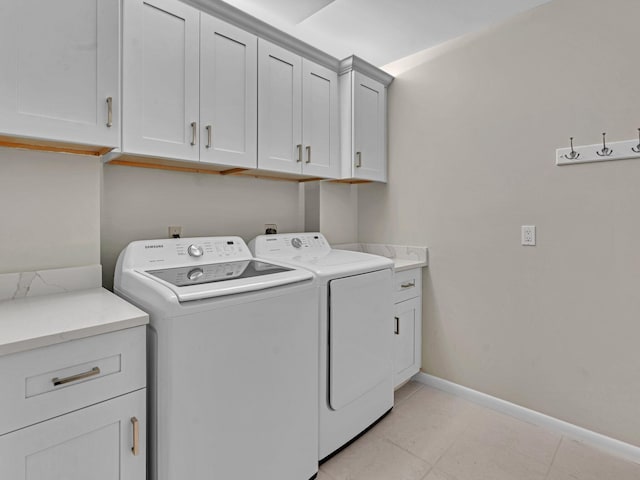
[0,326,145,435]
[393,268,422,303]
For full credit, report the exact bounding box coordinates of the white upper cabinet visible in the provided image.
[122,0,200,161]
[340,67,389,182]
[0,0,119,148]
[258,40,340,178]
[302,60,340,179]
[200,15,257,168]
[258,40,303,174]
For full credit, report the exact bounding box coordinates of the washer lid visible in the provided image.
[116,236,314,302]
[145,260,293,287]
[137,261,313,302]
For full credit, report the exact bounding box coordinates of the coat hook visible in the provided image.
[596,132,613,157]
[563,137,580,160]
[632,128,640,153]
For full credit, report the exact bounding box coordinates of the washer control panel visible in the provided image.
[125,236,252,269]
[251,232,330,257]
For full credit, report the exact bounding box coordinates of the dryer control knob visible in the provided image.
[187,244,204,257]
[291,238,303,249]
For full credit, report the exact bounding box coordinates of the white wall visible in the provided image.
[0,148,100,273]
[101,164,304,289]
[303,181,358,244]
[359,0,640,446]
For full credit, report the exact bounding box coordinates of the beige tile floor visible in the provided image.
[318,382,640,480]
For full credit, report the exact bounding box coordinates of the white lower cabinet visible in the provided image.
[0,389,146,480]
[0,326,147,480]
[393,268,423,388]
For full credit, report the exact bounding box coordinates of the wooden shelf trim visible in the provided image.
[108,158,326,183]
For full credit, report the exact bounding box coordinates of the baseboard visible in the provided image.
[413,372,640,464]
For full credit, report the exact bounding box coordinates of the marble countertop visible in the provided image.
[0,288,149,356]
[334,243,428,272]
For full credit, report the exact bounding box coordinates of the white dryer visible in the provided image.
[114,236,319,480]
[249,232,394,461]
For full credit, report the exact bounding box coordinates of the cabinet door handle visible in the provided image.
[306,145,311,163]
[52,366,100,386]
[394,316,400,335]
[401,281,416,289]
[205,125,212,149]
[190,122,197,146]
[131,417,140,456]
[106,97,113,127]
[296,144,303,162]
[355,151,362,168]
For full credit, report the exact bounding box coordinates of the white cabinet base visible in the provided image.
[393,268,423,389]
[0,389,146,480]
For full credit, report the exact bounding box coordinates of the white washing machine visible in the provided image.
[114,236,319,480]
[249,232,394,461]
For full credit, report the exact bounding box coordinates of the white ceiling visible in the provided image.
[220,0,553,67]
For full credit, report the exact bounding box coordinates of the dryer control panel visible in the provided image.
[250,232,330,257]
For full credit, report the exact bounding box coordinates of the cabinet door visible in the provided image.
[353,71,387,182]
[258,39,302,174]
[123,0,200,161]
[0,389,146,480]
[0,0,119,148]
[394,296,422,388]
[302,60,339,178]
[200,15,257,168]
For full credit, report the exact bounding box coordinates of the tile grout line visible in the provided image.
[395,382,425,406]
[543,436,564,479]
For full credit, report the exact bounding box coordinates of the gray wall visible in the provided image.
[359,0,640,446]
[0,148,100,273]
[101,164,306,289]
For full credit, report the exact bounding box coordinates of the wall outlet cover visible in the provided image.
[521,225,536,246]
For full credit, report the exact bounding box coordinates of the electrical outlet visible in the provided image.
[264,224,278,234]
[521,225,536,246]
[168,226,182,238]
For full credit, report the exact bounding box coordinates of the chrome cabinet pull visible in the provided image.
[190,122,197,146]
[355,151,362,168]
[401,281,416,289]
[305,145,311,163]
[296,144,303,162]
[106,97,113,127]
[394,316,400,335]
[52,366,100,386]
[131,417,140,456]
[205,125,212,148]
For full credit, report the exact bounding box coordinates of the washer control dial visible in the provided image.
[187,244,204,257]
[291,237,303,249]
[187,268,204,281]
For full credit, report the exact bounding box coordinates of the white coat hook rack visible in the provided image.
[632,128,640,153]
[556,130,640,166]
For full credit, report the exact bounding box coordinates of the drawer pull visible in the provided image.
[394,316,400,335]
[297,144,303,162]
[355,151,362,168]
[131,417,140,456]
[106,96,113,127]
[205,124,212,148]
[401,281,416,289]
[52,366,101,386]
[190,122,197,146]
[306,145,311,163]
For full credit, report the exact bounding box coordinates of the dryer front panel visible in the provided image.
[328,269,393,411]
